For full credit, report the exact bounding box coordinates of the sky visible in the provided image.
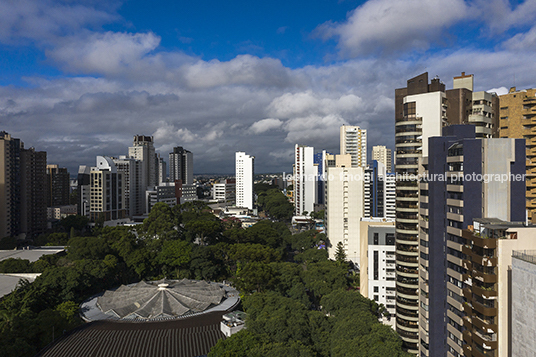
[1,0,536,174]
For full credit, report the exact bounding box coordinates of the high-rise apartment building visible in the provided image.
[157,153,167,185]
[454,220,536,357]
[113,156,143,217]
[418,124,526,357]
[325,154,363,263]
[294,145,317,216]
[20,147,47,238]
[498,87,536,222]
[1,132,47,239]
[394,72,447,354]
[77,165,91,217]
[359,221,397,328]
[372,145,392,172]
[446,72,499,138]
[169,146,193,185]
[314,151,331,205]
[129,135,157,189]
[0,132,22,238]
[46,164,70,207]
[89,156,126,222]
[235,152,254,210]
[340,125,367,168]
[395,72,501,353]
[364,160,395,219]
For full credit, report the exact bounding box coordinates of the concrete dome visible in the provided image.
[91,279,227,321]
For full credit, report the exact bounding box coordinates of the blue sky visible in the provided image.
[1,0,536,174]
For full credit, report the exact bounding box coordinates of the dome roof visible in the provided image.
[96,279,226,320]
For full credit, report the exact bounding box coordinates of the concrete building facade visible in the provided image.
[235,152,254,210]
[325,154,363,264]
[511,250,536,357]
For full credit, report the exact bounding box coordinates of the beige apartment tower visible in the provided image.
[371,145,392,172]
[498,87,536,222]
[340,125,367,168]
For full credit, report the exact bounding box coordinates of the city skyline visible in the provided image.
[2,0,536,174]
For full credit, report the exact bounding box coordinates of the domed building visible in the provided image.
[81,279,239,322]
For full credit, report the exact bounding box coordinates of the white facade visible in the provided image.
[89,156,125,222]
[294,145,317,216]
[403,92,445,157]
[213,179,236,205]
[235,152,254,210]
[371,145,392,172]
[385,173,395,219]
[326,154,364,264]
[340,125,367,168]
[363,223,396,328]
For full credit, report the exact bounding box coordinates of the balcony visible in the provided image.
[472,284,497,299]
[472,299,497,316]
[473,329,498,350]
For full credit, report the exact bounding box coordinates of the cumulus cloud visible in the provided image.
[316,0,470,57]
[184,55,293,89]
[250,118,284,134]
[0,0,118,44]
[503,25,536,51]
[478,0,536,32]
[48,32,161,74]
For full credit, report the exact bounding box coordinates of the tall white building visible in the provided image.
[169,147,193,185]
[371,145,392,172]
[325,154,363,264]
[340,125,367,168]
[235,152,254,210]
[294,145,317,216]
[89,156,126,222]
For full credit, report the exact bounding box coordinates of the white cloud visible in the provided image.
[503,25,536,51]
[48,32,161,75]
[0,0,118,44]
[316,0,470,57]
[250,118,283,134]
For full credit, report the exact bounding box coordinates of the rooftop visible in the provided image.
[512,250,536,265]
[81,279,240,322]
[37,311,227,357]
[0,246,65,263]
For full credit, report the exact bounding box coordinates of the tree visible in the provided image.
[60,215,89,232]
[335,242,346,263]
[156,240,192,277]
[142,202,178,239]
